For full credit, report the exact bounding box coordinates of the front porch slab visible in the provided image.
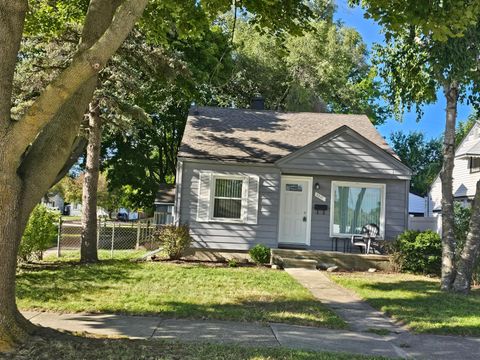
[271,248,392,271]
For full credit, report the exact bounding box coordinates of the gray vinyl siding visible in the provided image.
[178,161,281,250]
[308,175,407,251]
[278,132,409,179]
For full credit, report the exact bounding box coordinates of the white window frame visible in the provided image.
[469,157,480,173]
[329,181,386,239]
[209,174,248,223]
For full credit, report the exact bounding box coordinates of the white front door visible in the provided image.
[278,176,312,245]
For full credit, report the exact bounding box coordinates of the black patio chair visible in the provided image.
[351,223,380,254]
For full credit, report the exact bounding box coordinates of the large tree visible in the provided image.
[353,0,480,292]
[0,0,314,350]
[390,131,443,196]
[0,0,148,350]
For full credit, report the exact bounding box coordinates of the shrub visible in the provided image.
[392,230,442,275]
[154,224,192,260]
[454,202,471,254]
[249,244,271,264]
[227,258,239,267]
[19,205,59,262]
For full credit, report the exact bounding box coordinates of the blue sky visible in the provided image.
[334,0,473,142]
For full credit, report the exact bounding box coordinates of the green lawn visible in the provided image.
[329,272,480,336]
[61,215,82,221]
[9,337,389,360]
[17,254,344,328]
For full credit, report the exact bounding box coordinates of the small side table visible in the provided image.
[331,237,351,253]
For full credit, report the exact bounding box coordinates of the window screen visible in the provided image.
[213,178,243,219]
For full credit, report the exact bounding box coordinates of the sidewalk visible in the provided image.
[284,268,407,333]
[23,311,480,359]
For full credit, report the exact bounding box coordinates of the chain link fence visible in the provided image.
[56,217,164,258]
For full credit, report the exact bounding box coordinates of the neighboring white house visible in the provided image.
[41,192,64,213]
[428,121,480,215]
[64,202,82,216]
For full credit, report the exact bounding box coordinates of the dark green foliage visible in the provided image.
[454,202,472,252]
[19,205,59,262]
[249,244,271,264]
[227,258,239,268]
[456,113,477,147]
[389,131,442,196]
[392,230,442,275]
[154,224,192,260]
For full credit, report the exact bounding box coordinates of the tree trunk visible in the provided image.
[453,179,480,293]
[0,167,37,352]
[80,102,102,263]
[440,82,458,291]
[0,0,147,350]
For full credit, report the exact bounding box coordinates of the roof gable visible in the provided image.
[276,126,412,177]
[456,121,480,159]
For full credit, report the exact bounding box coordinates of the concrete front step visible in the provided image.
[271,248,392,271]
[282,257,318,270]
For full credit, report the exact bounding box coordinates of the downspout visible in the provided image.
[174,159,184,225]
[405,179,410,232]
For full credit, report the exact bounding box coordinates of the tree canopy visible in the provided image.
[390,131,442,196]
[214,17,386,124]
[350,0,480,41]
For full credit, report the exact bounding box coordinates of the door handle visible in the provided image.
[303,216,307,222]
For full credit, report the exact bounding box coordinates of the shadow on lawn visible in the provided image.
[16,260,344,328]
[145,299,345,328]
[351,279,480,336]
[16,260,141,303]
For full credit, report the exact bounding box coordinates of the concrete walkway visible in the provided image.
[23,311,480,359]
[285,268,406,333]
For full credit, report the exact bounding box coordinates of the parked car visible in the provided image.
[116,212,129,222]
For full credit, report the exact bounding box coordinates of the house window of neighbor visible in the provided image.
[470,157,480,173]
[331,181,385,237]
[213,178,243,219]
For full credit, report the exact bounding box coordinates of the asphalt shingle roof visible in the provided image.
[178,107,396,163]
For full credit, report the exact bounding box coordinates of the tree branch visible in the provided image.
[17,0,147,222]
[10,0,148,162]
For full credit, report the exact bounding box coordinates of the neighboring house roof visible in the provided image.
[155,184,175,204]
[179,107,399,163]
[429,120,480,192]
[456,140,480,159]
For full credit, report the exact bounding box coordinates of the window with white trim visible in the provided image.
[212,177,244,219]
[330,181,385,237]
[469,157,480,173]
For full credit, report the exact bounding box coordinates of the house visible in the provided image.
[154,184,175,225]
[428,121,480,215]
[41,192,64,213]
[174,107,412,252]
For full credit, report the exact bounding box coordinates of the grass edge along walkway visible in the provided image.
[329,272,480,336]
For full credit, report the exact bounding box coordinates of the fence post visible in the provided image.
[57,217,62,258]
[136,221,141,250]
[97,217,101,250]
[111,221,115,258]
